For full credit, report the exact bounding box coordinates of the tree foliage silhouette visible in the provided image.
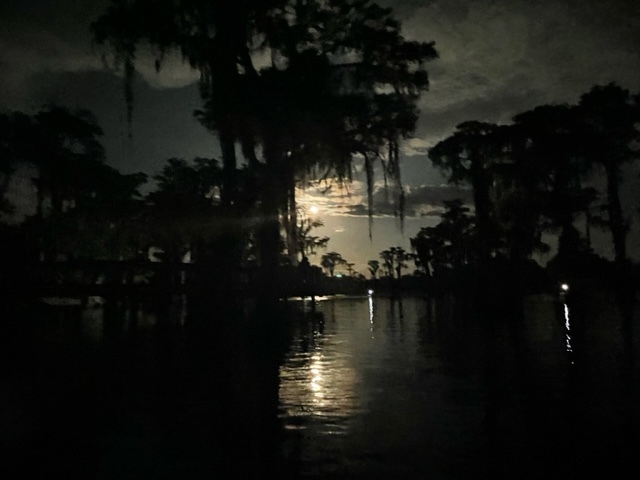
[511,104,595,259]
[367,259,380,279]
[411,199,475,278]
[295,208,330,261]
[93,0,438,291]
[576,83,640,264]
[428,121,504,260]
[321,251,346,277]
[379,248,395,277]
[1,107,147,261]
[427,82,639,273]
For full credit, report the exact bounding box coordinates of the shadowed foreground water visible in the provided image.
[2,291,639,479]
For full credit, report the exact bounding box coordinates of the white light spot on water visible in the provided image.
[368,296,374,323]
[564,302,574,363]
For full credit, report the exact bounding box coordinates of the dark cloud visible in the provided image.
[340,184,472,218]
[384,0,640,147]
[0,1,108,43]
[0,1,109,108]
[0,0,198,112]
[3,0,639,174]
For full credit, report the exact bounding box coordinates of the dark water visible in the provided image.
[2,291,639,479]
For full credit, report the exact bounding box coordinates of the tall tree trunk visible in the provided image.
[584,207,592,250]
[206,40,241,209]
[471,164,493,261]
[33,178,46,261]
[285,162,298,265]
[605,163,627,264]
[218,122,238,209]
[0,170,12,211]
[558,214,578,258]
[257,143,284,301]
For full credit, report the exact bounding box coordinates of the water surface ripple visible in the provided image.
[276,293,640,479]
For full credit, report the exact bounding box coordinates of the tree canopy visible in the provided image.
[92,0,438,275]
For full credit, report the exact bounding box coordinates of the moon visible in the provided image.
[309,205,319,214]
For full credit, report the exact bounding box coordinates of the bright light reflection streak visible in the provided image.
[278,333,360,430]
[310,351,325,403]
[368,294,375,336]
[563,302,574,364]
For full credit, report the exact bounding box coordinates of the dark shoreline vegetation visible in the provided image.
[1,83,639,309]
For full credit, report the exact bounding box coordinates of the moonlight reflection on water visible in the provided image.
[3,290,638,479]
[274,293,639,478]
[279,329,359,433]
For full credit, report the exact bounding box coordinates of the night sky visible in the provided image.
[2,0,639,274]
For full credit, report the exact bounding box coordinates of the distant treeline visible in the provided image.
[409,83,640,287]
[2,81,640,295]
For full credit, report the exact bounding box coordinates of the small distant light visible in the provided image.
[561,283,570,292]
[368,289,374,295]
[336,273,343,278]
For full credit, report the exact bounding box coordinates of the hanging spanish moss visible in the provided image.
[92,0,437,276]
[387,139,405,232]
[363,153,375,239]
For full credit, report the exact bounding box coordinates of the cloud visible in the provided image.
[401,137,431,156]
[0,0,200,111]
[297,155,471,220]
[0,1,102,108]
[388,0,640,150]
[334,183,472,218]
